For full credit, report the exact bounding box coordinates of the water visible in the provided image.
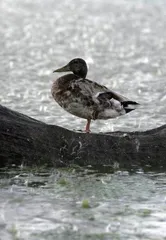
[0,167,166,240]
[0,0,166,132]
[0,0,166,239]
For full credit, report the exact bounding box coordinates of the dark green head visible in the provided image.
[53,58,88,78]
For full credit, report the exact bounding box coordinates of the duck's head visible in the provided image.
[53,58,88,78]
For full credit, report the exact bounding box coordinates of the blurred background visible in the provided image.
[0,0,166,132]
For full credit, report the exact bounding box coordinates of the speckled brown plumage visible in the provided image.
[52,58,139,132]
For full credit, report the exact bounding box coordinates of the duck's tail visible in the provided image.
[121,101,140,113]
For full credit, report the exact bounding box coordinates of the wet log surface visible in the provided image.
[0,104,166,170]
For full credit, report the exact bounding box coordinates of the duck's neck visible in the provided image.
[73,68,87,79]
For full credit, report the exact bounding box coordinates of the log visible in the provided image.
[0,104,166,170]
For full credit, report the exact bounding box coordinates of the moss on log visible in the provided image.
[0,105,165,170]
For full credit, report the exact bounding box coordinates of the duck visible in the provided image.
[52,58,139,132]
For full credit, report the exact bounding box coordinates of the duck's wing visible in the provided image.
[94,89,139,117]
[73,78,109,96]
[84,79,139,112]
[61,78,139,120]
[95,90,128,102]
[76,78,138,106]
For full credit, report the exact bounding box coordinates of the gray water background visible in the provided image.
[0,0,166,132]
[0,0,166,239]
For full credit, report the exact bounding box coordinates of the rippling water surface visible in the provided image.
[0,168,166,240]
[0,0,166,132]
[0,0,166,239]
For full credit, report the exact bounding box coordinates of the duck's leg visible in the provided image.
[85,119,91,133]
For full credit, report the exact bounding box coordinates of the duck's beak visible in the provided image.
[53,64,70,73]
